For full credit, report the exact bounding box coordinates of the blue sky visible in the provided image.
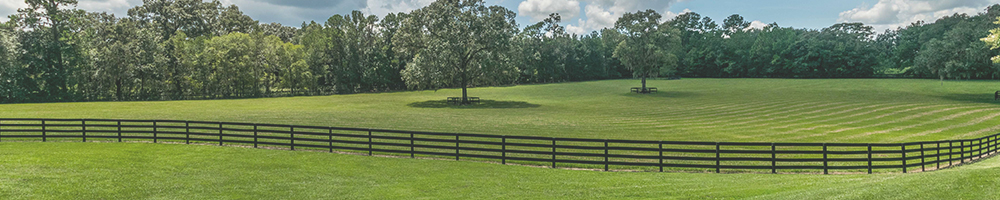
[1,0,997,33]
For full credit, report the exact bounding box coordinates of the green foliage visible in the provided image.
[4,0,1000,103]
[981,16,1000,64]
[80,14,165,101]
[612,10,681,90]
[4,0,86,102]
[395,0,519,103]
[168,32,309,98]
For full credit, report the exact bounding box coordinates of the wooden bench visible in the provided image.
[631,87,658,93]
[447,97,481,104]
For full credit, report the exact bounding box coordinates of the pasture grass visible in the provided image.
[1,79,999,143]
[1,142,998,199]
[3,78,1000,198]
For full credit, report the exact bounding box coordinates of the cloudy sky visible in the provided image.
[2,0,999,34]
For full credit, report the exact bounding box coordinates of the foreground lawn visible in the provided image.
[0,142,998,199]
[1,78,998,143]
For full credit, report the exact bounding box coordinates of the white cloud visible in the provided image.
[2,0,145,22]
[363,0,435,17]
[838,0,1000,31]
[565,24,588,35]
[0,0,27,22]
[747,20,767,30]
[0,0,373,27]
[662,8,691,20]
[518,0,581,22]
[570,0,685,33]
[75,0,140,15]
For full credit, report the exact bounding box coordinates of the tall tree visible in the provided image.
[612,9,682,93]
[395,0,519,104]
[6,0,84,101]
[0,26,27,102]
[84,13,165,101]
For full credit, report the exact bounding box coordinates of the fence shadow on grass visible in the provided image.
[407,100,541,109]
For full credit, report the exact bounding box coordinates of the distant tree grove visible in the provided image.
[2,0,1000,103]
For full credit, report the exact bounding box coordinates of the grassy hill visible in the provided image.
[3,78,1000,199]
[2,78,999,143]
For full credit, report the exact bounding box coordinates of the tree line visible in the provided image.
[2,0,999,103]
[669,5,1000,80]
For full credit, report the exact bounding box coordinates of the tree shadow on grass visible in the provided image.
[407,100,541,109]
[620,91,701,98]
[937,93,1000,104]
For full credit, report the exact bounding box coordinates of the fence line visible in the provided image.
[0,118,997,174]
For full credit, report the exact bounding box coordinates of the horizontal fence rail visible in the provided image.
[0,118,997,174]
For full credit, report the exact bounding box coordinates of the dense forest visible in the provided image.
[1,0,999,103]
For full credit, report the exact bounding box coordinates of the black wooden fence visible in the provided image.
[0,118,997,174]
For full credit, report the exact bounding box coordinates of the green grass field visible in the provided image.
[2,78,998,143]
[3,78,1000,199]
[1,142,998,199]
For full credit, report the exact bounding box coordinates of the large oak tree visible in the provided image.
[395,0,519,104]
[612,9,681,93]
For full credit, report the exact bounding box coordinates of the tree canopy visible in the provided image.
[612,9,681,92]
[2,0,1000,103]
[395,0,519,104]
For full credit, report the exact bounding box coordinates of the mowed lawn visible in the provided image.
[2,78,999,143]
[1,142,998,199]
[3,79,1000,199]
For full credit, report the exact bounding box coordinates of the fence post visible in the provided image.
[41,120,46,142]
[152,120,157,143]
[0,120,3,142]
[901,144,907,173]
[290,127,295,151]
[328,128,333,153]
[949,141,954,167]
[410,133,415,158]
[823,144,828,175]
[960,141,964,164]
[659,142,664,172]
[184,122,189,144]
[81,119,87,142]
[867,144,872,174]
[979,138,984,159]
[551,138,556,168]
[253,125,258,148]
[604,140,609,171]
[771,143,776,174]
[936,142,941,170]
[218,122,223,146]
[368,130,373,156]
[455,135,459,161]
[502,136,507,165]
[920,143,925,172]
[118,121,123,142]
[715,142,720,173]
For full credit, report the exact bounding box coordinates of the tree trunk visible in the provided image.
[461,68,470,105]
[115,78,122,101]
[939,73,944,86]
[641,75,647,93]
[462,86,468,105]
